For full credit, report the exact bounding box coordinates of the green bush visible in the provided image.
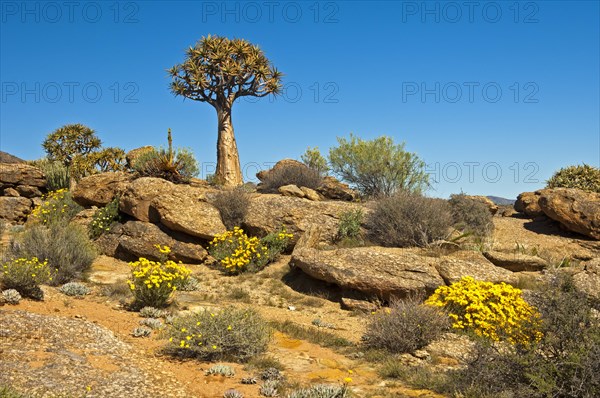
[29,158,70,191]
[260,162,323,193]
[448,193,493,236]
[89,196,120,239]
[1,257,52,300]
[166,307,271,362]
[546,164,600,193]
[328,134,429,198]
[300,146,329,176]
[211,189,251,230]
[29,189,82,226]
[132,129,199,183]
[336,208,363,242]
[367,192,453,247]
[362,298,449,354]
[9,223,96,285]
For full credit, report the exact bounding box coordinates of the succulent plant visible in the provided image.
[178,276,201,292]
[241,377,257,384]
[546,164,600,193]
[139,306,164,318]
[286,384,350,398]
[261,367,283,381]
[260,380,280,397]
[131,327,152,338]
[205,364,235,377]
[140,318,163,330]
[59,282,91,297]
[223,389,244,398]
[2,289,22,305]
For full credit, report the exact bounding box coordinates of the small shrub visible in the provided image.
[269,320,352,349]
[211,189,251,230]
[88,196,120,239]
[336,208,363,242]
[29,189,82,226]
[1,257,52,300]
[426,276,542,346]
[127,251,191,308]
[260,380,280,397]
[367,192,453,247]
[29,158,70,191]
[286,384,350,398]
[140,318,164,330]
[261,162,322,193]
[132,327,152,337]
[166,307,270,362]
[209,227,292,274]
[362,298,449,354]
[10,223,96,285]
[2,289,22,305]
[448,193,493,236]
[301,146,329,176]
[178,276,201,292]
[224,389,244,398]
[205,364,235,377]
[0,220,6,236]
[132,129,199,183]
[227,287,251,302]
[59,282,90,297]
[261,367,284,381]
[546,163,600,193]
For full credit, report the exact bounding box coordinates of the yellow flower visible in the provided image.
[343,377,352,383]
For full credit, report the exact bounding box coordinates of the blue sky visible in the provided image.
[1,0,598,199]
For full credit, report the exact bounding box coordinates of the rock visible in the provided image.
[71,208,98,229]
[0,197,32,222]
[149,185,226,240]
[72,172,132,207]
[256,159,307,182]
[3,187,19,197]
[0,163,45,187]
[465,195,498,215]
[514,191,545,217]
[291,227,444,300]
[300,186,321,201]
[244,194,367,246]
[538,188,600,240]
[340,298,378,313]
[15,185,43,198]
[436,252,517,284]
[125,146,154,168]
[501,207,518,217]
[0,151,25,164]
[316,176,357,201]
[119,177,175,222]
[482,250,549,272]
[572,258,600,301]
[278,184,305,198]
[115,221,208,263]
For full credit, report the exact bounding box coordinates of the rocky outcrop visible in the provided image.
[316,176,357,201]
[435,252,516,284]
[125,146,153,168]
[0,197,33,222]
[0,162,45,223]
[72,172,132,207]
[0,151,25,164]
[278,184,306,198]
[572,258,600,301]
[300,187,321,201]
[0,163,46,187]
[119,177,175,222]
[538,188,600,240]
[340,298,378,312]
[256,159,306,182]
[514,191,545,217]
[482,250,549,272]
[465,195,498,215]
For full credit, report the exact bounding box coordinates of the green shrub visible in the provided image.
[362,298,449,354]
[328,134,429,198]
[166,307,271,362]
[336,208,363,243]
[29,158,70,191]
[10,223,96,285]
[211,189,251,230]
[89,196,120,239]
[546,164,600,193]
[448,193,493,236]
[367,192,452,247]
[301,146,329,176]
[29,189,82,226]
[132,129,199,183]
[260,162,322,193]
[1,257,52,300]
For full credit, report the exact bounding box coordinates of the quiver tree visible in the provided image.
[169,35,283,186]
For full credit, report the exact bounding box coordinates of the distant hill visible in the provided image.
[487,196,515,206]
[0,151,25,164]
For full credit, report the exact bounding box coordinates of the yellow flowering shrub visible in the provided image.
[29,189,82,225]
[426,276,542,346]
[1,257,53,299]
[209,227,292,274]
[127,245,191,308]
[166,307,270,362]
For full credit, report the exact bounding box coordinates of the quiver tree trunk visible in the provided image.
[215,107,243,186]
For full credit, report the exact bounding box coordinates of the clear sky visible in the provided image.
[1,0,599,199]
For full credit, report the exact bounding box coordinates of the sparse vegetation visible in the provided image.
[448,193,494,236]
[59,282,90,297]
[546,163,600,193]
[211,188,251,229]
[260,162,323,192]
[367,192,452,247]
[336,208,364,246]
[88,196,120,239]
[29,189,82,226]
[1,257,52,300]
[301,147,329,176]
[205,364,236,377]
[270,320,352,349]
[29,158,70,191]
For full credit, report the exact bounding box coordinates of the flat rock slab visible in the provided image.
[483,250,549,272]
[73,172,132,207]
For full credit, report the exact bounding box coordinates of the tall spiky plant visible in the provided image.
[169,35,283,186]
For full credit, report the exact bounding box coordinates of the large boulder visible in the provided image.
[0,197,32,222]
[538,188,600,240]
[243,194,366,245]
[0,163,45,187]
[435,251,517,284]
[316,176,357,201]
[278,184,306,198]
[119,177,175,222]
[149,185,226,240]
[514,191,545,217]
[464,195,498,215]
[572,258,600,301]
[256,159,306,182]
[482,250,549,272]
[15,185,43,198]
[72,172,132,207]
